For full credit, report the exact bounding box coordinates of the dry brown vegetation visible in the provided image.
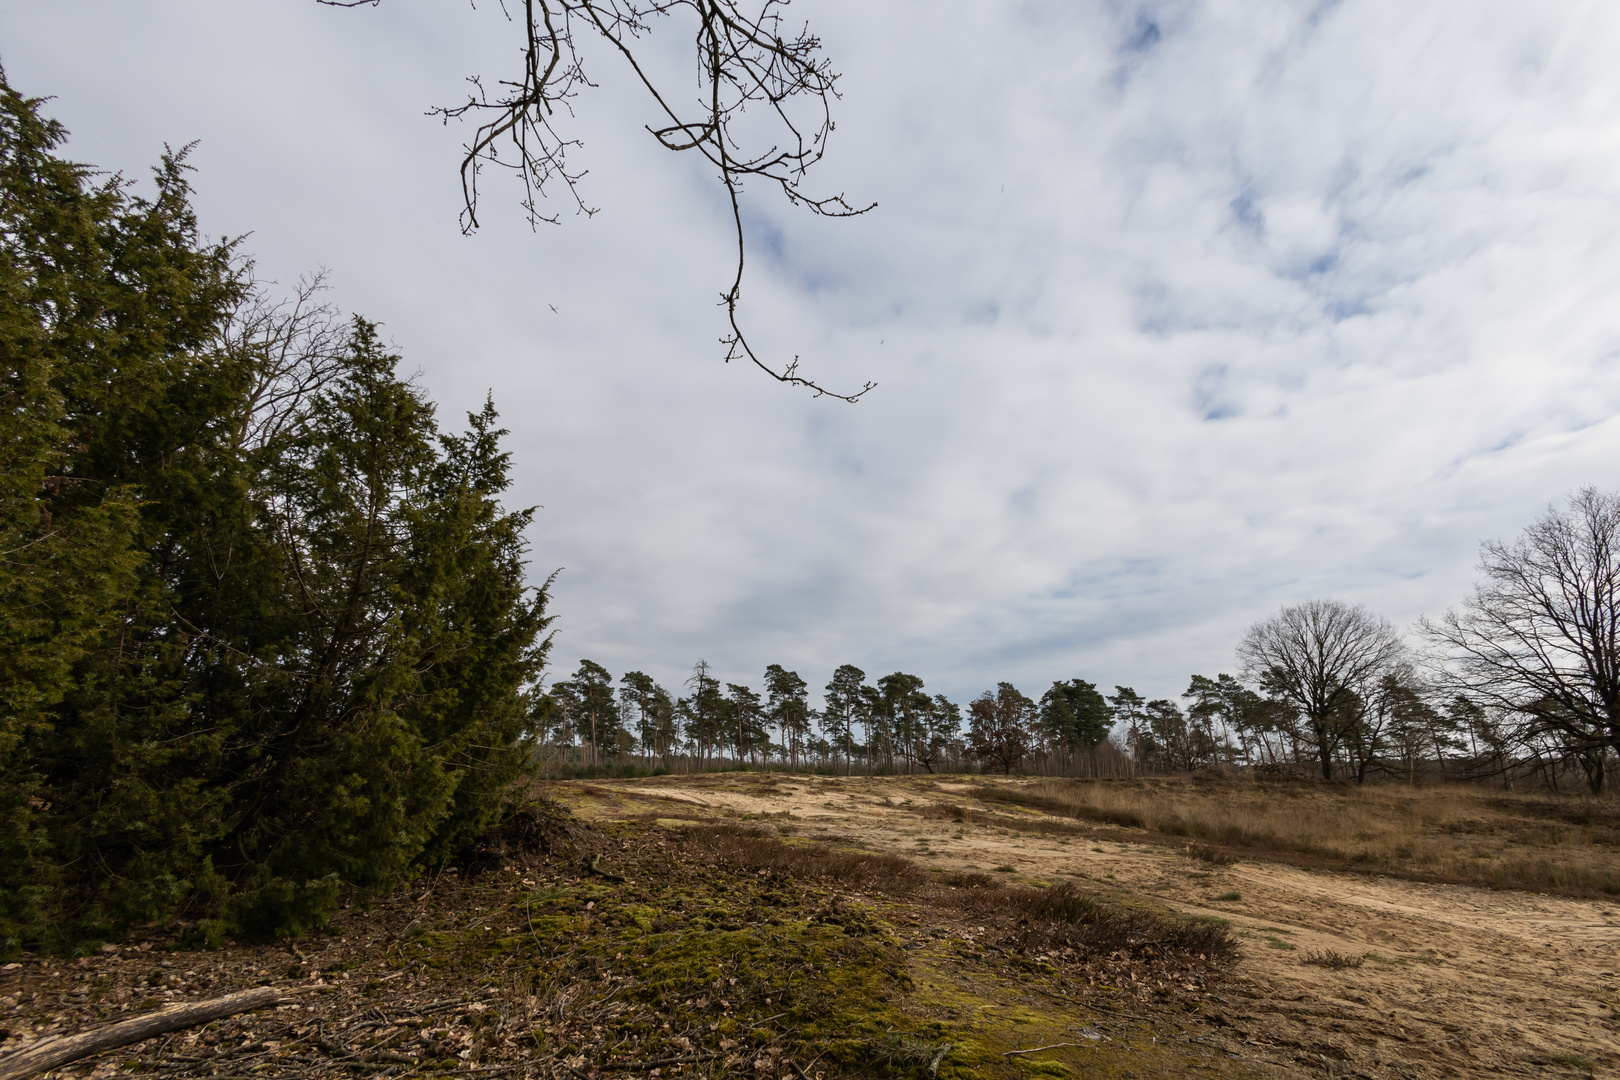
[7,771,1618,1080]
[974,775,1620,897]
[0,798,1246,1080]
[683,824,1236,963]
[561,771,1620,1077]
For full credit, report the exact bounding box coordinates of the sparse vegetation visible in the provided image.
[1549,1051,1597,1071]
[1301,950,1364,969]
[0,796,1245,1079]
[975,776,1620,898]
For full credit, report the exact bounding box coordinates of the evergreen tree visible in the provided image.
[1185,674,1258,764]
[0,77,554,948]
[571,660,617,767]
[822,664,866,775]
[619,671,662,759]
[725,683,768,764]
[1038,679,1113,759]
[1142,699,1190,772]
[916,694,961,774]
[1108,687,1147,766]
[546,681,584,757]
[646,685,678,767]
[683,660,723,768]
[763,665,810,768]
[877,672,926,772]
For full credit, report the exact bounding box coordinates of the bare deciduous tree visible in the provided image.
[1421,488,1620,793]
[220,270,350,453]
[1237,598,1406,780]
[319,0,874,401]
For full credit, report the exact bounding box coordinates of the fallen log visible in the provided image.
[0,985,301,1080]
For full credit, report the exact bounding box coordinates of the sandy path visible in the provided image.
[580,774,1620,1077]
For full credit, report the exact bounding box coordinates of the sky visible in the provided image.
[7,1,1620,705]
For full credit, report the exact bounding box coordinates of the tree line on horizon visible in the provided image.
[539,660,1120,776]
[533,654,1525,786]
[542,486,1620,795]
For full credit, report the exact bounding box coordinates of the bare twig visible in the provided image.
[1001,1042,1091,1057]
[596,1051,726,1071]
[323,0,875,401]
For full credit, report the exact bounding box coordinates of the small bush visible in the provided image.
[1301,950,1363,969]
[1214,890,1242,901]
[938,871,999,890]
[1187,844,1236,866]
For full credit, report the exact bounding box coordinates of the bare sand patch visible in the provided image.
[578,774,1620,1077]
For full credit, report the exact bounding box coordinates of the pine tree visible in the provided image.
[822,665,866,775]
[763,665,809,768]
[571,660,617,768]
[683,660,723,769]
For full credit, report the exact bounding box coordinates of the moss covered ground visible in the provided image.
[0,785,1283,1079]
[434,786,1277,1079]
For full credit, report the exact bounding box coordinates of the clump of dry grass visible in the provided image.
[912,800,1092,836]
[1184,843,1236,866]
[1301,950,1365,970]
[979,778,1620,898]
[681,823,932,894]
[1003,883,1237,962]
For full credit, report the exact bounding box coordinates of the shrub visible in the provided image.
[1301,950,1365,969]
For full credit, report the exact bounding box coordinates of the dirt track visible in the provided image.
[578,773,1620,1078]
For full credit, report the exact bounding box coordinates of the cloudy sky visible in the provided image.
[8,1,1620,704]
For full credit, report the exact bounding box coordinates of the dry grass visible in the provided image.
[677,822,933,895]
[911,801,1092,837]
[976,777,1620,897]
[679,824,1238,964]
[1301,950,1365,970]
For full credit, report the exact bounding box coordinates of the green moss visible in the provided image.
[406,812,1254,1079]
[426,847,941,1074]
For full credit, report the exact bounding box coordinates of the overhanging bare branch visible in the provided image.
[322,0,875,401]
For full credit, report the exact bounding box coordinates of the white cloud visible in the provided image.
[7,0,1620,704]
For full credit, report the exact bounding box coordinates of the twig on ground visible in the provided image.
[1001,1042,1091,1057]
[585,854,626,882]
[596,1052,726,1071]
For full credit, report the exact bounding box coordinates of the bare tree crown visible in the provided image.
[1238,600,1405,708]
[1421,487,1620,781]
[319,0,875,402]
[1237,598,1406,780]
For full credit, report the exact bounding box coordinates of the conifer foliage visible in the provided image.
[0,75,553,952]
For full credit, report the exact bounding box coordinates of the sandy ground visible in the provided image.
[574,773,1620,1078]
